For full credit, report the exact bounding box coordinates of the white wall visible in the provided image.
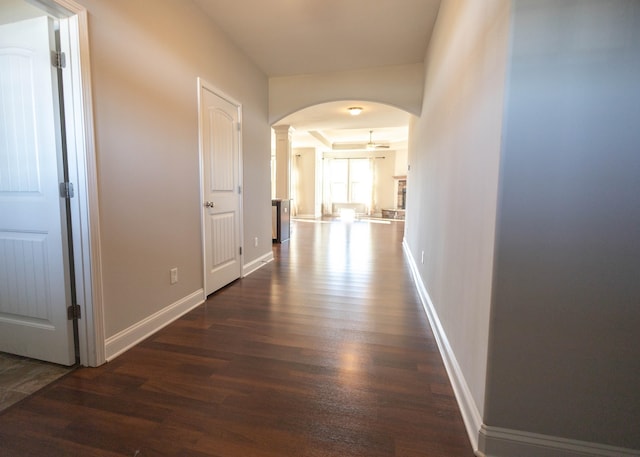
[484,0,640,451]
[75,0,270,340]
[404,0,510,440]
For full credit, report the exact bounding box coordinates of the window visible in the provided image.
[325,158,372,215]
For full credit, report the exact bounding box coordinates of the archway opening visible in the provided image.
[271,100,411,221]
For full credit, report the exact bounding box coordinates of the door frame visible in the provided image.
[197,78,244,295]
[31,0,104,366]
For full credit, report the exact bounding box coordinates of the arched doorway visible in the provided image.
[271,100,411,221]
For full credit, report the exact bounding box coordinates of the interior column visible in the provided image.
[273,125,293,199]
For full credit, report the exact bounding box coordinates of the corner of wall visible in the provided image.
[104,289,204,361]
[242,250,274,277]
[402,240,483,453]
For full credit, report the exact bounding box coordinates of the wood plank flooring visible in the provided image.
[0,219,473,457]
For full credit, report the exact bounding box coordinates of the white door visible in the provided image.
[0,17,75,365]
[200,84,242,296]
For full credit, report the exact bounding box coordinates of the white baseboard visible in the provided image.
[105,289,205,361]
[105,250,274,362]
[403,240,640,457]
[402,240,483,453]
[478,425,640,457]
[243,250,274,277]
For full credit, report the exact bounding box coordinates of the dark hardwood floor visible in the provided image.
[0,219,473,457]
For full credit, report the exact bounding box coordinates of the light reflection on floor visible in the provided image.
[292,216,394,225]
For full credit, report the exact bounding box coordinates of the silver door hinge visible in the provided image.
[238,185,242,194]
[52,51,66,69]
[239,247,243,255]
[60,182,74,199]
[236,122,241,132]
[67,304,81,320]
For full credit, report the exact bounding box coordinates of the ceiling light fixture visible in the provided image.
[348,106,363,116]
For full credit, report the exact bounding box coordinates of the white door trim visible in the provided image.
[197,78,244,295]
[33,0,104,366]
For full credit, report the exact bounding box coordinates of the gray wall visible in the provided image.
[408,0,640,451]
[76,0,271,338]
[405,0,510,421]
[485,0,640,449]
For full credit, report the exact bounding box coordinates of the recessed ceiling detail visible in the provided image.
[275,101,411,151]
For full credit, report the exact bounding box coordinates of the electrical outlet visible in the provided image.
[254,237,258,247]
[170,267,178,285]
[421,251,424,264]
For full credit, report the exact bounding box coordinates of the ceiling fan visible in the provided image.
[366,130,390,150]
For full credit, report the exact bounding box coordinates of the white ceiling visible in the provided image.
[194,0,441,149]
[193,0,441,78]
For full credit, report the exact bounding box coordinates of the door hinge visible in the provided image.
[67,304,81,320]
[238,185,242,194]
[239,246,243,256]
[59,182,74,199]
[236,122,241,132]
[52,51,66,69]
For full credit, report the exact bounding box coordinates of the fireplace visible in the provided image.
[381,176,407,220]
[397,179,407,209]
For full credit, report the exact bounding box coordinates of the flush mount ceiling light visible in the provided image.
[348,106,363,116]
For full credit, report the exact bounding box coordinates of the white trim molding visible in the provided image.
[33,0,104,367]
[197,77,244,297]
[243,251,274,277]
[478,425,640,457]
[104,290,205,361]
[402,239,483,452]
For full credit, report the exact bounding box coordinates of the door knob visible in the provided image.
[204,201,215,208]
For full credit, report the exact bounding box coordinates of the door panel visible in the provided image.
[0,17,75,365]
[209,110,235,191]
[209,212,235,266]
[201,86,242,295]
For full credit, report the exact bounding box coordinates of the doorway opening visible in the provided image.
[270,101,411,222]
[0,0,102,370]
[197,79,244,297]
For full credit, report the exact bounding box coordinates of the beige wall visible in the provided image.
[269,64,425,125]
[405,0,510,424]
[373,151,396,213]
[292,147,320,217]
[76,0,270,338]
[394,147,408,177]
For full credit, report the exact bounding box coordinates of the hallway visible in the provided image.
[0,219,473,456]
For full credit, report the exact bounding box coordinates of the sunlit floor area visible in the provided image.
[0,219,472,456]
[0,352,72,412]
